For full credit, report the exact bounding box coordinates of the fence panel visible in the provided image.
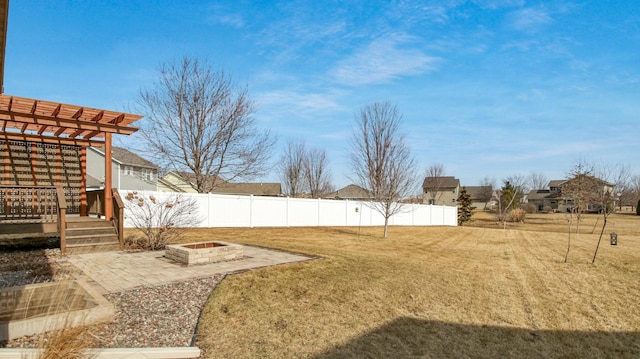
[122,191,458,228]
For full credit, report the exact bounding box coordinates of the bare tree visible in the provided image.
[562,159,598,262]
[137,57,275,193]
[591,162,630,263]
[624,175,640,212]
[422,163,445,205]
[478,177,496,210]
[618,179,636,211]
[279,140,307,197]
[527,172,548,191]
[304,147,333,198]
[562,160,598,234]
[124,192,201,250]
[349,101,416,238]
[493,174,526,229]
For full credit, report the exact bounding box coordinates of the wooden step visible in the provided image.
[65,217,113,229]
[66,233,119,246]
[64,217,121,253]
[66,226,117,237]
[66,241,121,254]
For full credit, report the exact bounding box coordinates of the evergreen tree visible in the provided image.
[457,187,474,225]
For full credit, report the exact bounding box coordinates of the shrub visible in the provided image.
[38,325,95,359]
[124,192,201,250]
[506,208,526,223]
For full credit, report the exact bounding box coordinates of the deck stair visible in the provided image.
[65,217,121,254]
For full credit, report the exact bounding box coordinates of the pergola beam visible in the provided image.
[0,110,138,136]
[2,132,105,147]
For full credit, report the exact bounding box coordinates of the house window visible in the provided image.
[124,166,134,176]
[142,168,154,181]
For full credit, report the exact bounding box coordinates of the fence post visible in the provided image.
[345,199,349,226]
[250,195,254,228]
[286,196,289,227]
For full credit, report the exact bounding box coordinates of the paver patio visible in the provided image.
[63,245,314,294]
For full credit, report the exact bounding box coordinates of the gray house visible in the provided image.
[423,176,460,205]
[87,146,159,191]
[328,184,372,200]
[464,185,494,210]
[526,177,615,213]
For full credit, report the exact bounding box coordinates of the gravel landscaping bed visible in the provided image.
[0,248,223,349]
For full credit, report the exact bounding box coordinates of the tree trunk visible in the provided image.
[564,212,573,263]
[592,215,608,264]
[383,216,389,238]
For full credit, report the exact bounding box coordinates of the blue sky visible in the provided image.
[4,1,639,189]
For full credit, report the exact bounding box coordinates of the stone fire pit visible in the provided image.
[165,241,244,265]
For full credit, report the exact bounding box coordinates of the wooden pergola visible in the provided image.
[0,93,142,218]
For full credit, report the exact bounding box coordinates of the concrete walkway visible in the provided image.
[64,245,314,294]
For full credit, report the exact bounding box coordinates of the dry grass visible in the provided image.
[175,213,640,358]
[36,325,95,359]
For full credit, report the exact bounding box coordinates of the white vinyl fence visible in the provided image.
[122,191,458,228]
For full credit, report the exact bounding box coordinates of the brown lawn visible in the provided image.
[171,212,640,358]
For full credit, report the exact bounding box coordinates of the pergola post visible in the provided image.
[79,146,87,216]
[104,132,113,220]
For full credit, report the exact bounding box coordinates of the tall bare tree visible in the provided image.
[422,163,445,205]
[623,174,640,212]
[137,57,275,193]
[591,162,630,263]
[478,177,496,210]
[304,147,333,198]
[349,101,416,238]
[279,140,333,198]
[527,172,549,190]
[279,140,307,197]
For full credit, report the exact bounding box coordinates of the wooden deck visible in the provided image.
[0,186,125,253]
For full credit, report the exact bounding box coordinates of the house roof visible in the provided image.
[548,180,565,188]
[560,175,614,188]
[526,189,552,200]
[464,185,492,200]
[111,147,158,169]
[161,171,281,196]
[423,176,460,189]
[330,184,372,199]
[90,146,158,169]
[213,182,281,196]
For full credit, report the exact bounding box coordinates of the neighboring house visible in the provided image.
[157,171,198,193]
[214,182,282,196]
[464,185,493,210]
[525,189,557,212]
[158,171,281,196]
[423,176,460,206]
[526,176,614,213]
[328,184,372,200]
[87,146,159,191]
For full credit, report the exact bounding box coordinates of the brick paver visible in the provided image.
[64,245,313,294]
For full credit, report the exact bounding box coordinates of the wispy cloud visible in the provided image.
[386,3,451,25]
[474,0,525,10]
[257,89,345,118]
[206,5,244,28]
[510,7,552,31]
[330,34,440,86]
